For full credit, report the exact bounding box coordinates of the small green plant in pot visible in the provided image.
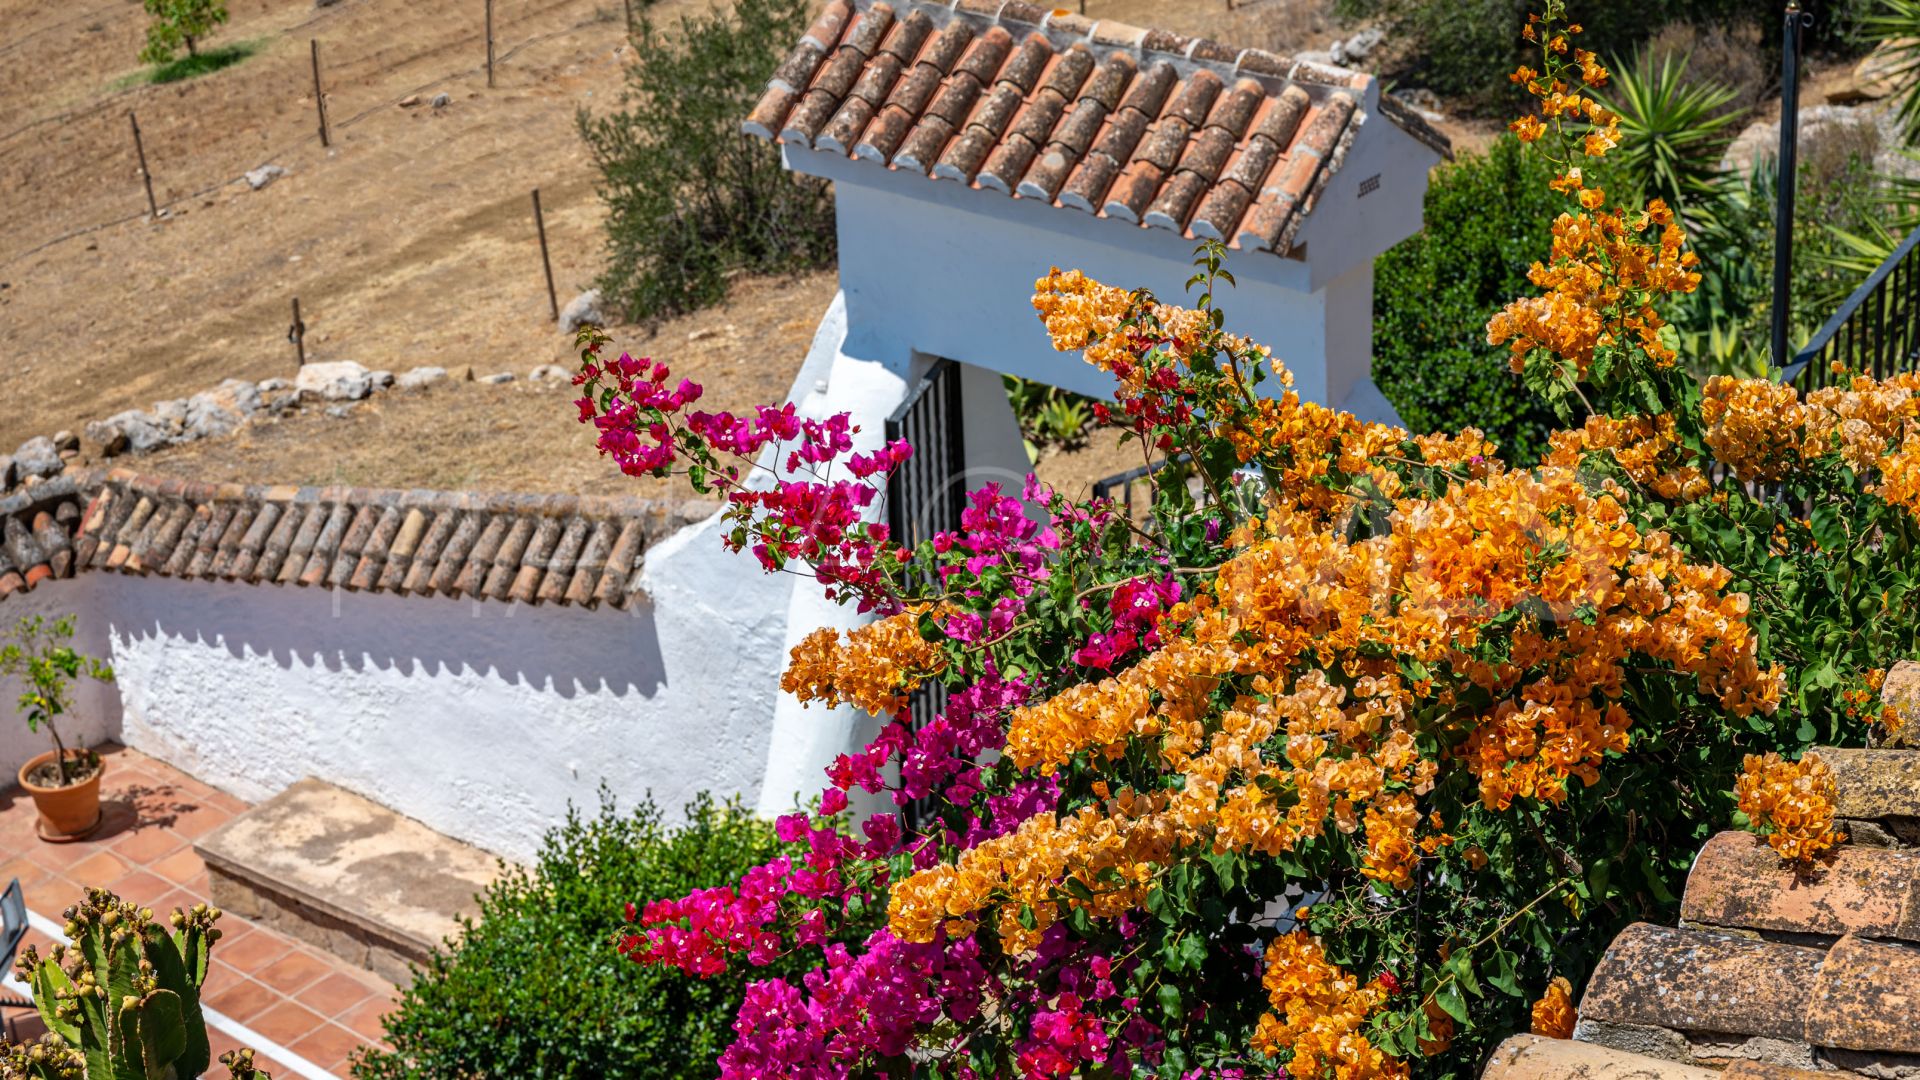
[1,615,115,841]
[1,887,271,1080]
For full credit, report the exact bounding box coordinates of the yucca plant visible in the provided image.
[1598,46,1747,227]
[1859,0,1920,144]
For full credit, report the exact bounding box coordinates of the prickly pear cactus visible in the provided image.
[1,887,272,1080]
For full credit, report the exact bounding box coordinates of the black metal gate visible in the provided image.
[884,358,967,830]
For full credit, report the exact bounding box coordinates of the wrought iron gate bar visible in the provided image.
[1782,222,1920,389]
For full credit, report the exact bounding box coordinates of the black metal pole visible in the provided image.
[1771,2,1805,370]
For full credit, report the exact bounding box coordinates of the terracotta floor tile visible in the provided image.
[105,869,174,907]
[336,995,398,1045]
[256,949,334,996]
[151,885,204,918]
[296,971,381,1020]
[247,999,328,1046]
[169,802,238,840]
[110,825,189,863]
[149,844,208,885]
[65,848,130,888]
[23,835,96,873]
[19,870,82,916]
[288,1021,366,1074]
[203,975,281,1025]
[215,926,295,973]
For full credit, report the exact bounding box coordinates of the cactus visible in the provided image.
[1,887,271,1080]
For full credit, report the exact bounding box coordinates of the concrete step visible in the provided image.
[195,778,500,983]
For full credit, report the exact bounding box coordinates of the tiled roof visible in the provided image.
[0,470,717,609]
[744,0,1448,257]
[1482,726,1920,1080]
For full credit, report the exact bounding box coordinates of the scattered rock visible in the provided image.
[151,399,188,432]
[430,93,451,108]
[182,380,261,441]
[1838,39,1919,104]
[1721,103,1898,177]
[89,411,172,456]
[687,327,719,343]
[398,94,422,108]
[478,372,516,385]
[11,437,64,481]
[295,360,375,402]
[528,364,570,381]
[245,164,287,191]
[397,366,448,389]
[193,378,263,417]
[325,404,358,419]
[1330,27,1384,66]
[83,419,127,457]
[370,369,395,389]
[1391,87,1446,123]
[51,430,78,453]
[0,457,13,491]
[559,288,605,333]
[258,377,290,392]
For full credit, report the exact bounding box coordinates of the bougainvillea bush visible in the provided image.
[569,5,1914,1076]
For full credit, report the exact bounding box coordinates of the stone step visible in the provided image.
[195,778,500,984]
[1681,830,1920,942]
[1483,1036,1859,1080]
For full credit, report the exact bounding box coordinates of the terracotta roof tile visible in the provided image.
[1681,831,1920,942]
[744,0,1444,254]
[0,470,712,611]
[1579,922,1822,1041]
[1806,935,1920,1054]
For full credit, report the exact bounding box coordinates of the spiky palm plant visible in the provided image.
[1598,47,1746,227]
[1859,0,1920,144]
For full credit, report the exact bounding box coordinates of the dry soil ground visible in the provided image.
[0,0,1447,500]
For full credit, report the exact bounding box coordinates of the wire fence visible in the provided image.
[0,0,618,272]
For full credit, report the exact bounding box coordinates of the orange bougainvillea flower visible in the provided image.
[1735,751,1844,863]
[1531,977,1576,1038]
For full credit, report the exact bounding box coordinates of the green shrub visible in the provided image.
[350,793,795,1080]
[1336,0,1763,112]
[140,0,228,66]
[1371,136,1566,461]
[579,0,835,321]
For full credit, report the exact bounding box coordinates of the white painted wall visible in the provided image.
[0,510,792,862]
[788,115,1437,420]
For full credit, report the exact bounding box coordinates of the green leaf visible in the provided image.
[1435,977,1470,1023]
[1157,982,1183,1020]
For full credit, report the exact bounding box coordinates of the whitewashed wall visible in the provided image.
[788,101,1438,424]
[0,512,794,862]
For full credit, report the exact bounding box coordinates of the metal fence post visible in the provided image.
[1771,1,1810,370]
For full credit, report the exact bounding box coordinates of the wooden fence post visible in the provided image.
[290,297,307,366]
[129,112,158,218]
[532,188,558,323]
[485,0,496,88]
[310,39,331,147]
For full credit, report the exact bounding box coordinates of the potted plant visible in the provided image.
[1,614,115,841]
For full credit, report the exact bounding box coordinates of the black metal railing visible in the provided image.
[884,358,966,829]
[1780,223,1920,390]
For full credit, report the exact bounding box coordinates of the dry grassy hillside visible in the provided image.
[1,0,1351,497]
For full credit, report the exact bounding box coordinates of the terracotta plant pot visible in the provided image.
[18,749,106,841]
